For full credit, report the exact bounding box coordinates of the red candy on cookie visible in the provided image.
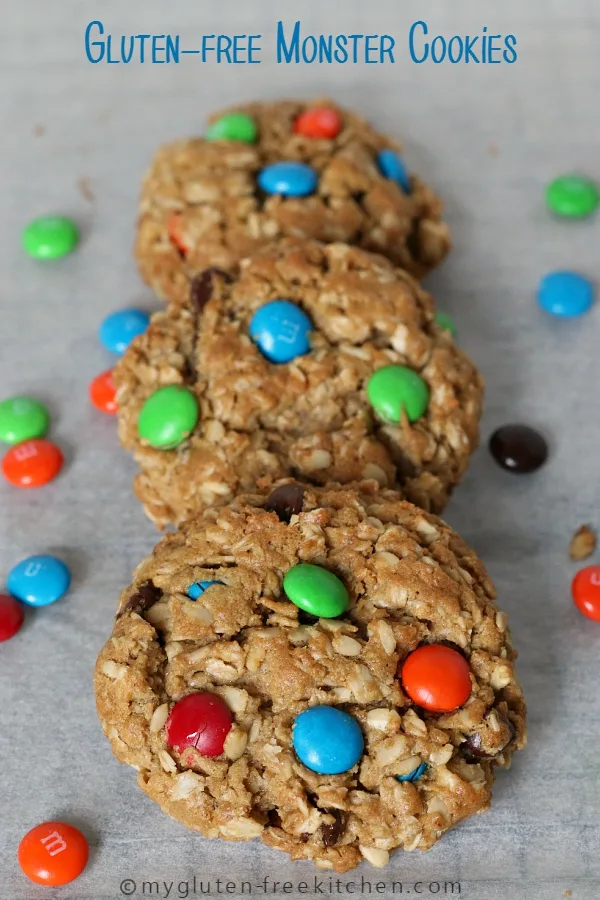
[401,644,472,713]
[294,107,342,139]
[166,692,233,757]
[2,439,63,487]
[572,565,600,621]
[18,821,89,886]
[90,370,118,414]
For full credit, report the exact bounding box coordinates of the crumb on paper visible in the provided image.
[487,142,499,157]
[33,124,45,137]
[77,177,95,203]
[564,891,572,897]
[569,524,596,561]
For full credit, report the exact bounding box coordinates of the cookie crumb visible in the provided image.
[33,124,45,137]
[565,891,572,897]
[77,177,95,203]
[569,524,596,561]
[487,142,499,157]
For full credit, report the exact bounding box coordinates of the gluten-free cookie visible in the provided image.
[115,240,483,527]
[95,481,526,873]
[136,99,451,306]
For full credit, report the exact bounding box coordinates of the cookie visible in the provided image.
[94,481,526,873]
[136,99,451,306]
[115,240,483,527]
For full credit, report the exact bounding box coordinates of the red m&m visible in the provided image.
[572,565,600,621]
[0,594,25,641]
[18,821,89,886]
[2,439,63,487]
[90,370,118,414]
[166,692,232,757]
[294,107,342,139]
[401,644,472,713]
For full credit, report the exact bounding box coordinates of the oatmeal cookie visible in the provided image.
[136,99,451,306]
[94,481,526,873]
[115,240,483,527]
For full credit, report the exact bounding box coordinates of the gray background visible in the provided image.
[1,1,598,898]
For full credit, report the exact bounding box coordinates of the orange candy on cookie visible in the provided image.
[18,821,89,886]
[294,106,342,139]
[401,644,472,713]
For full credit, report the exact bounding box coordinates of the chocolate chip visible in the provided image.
[118,580,161,617]
[463,715,516,761]
[321,809,346,848]
[189,268,231,313]
[297,610,320,625]
[489,425,548,474]
[265,483,305,523]
[267,809,282,828]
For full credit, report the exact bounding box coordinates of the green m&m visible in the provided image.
[206,113,257,144]
[283,563,349,619]
[546,175,599,219]
[434,311,457,339]
[138,385,199,449]
[22,215,79,259]
[367,365,429,425]
[0,397,50,444]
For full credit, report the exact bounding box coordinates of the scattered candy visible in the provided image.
[546,175,599,219]
[434,311,457,338]
[367,365,429,424]
[283,563,349,619]
[2,439,63,488]
[401,644,472,713]
[7,555,71,607]
[396,761,428,783]
[168,213,190,255]
[89,370,118,414]
[571,565,600,622]
[206,112,257,144]
[537,271,594,318]
[0,594,25,642]
[22,216,79,260]
[489,424,548,474]
[166,692,232,756]
[376,149,411,193]
[0,396,49,445]
[294,107,342,139]
[99,308,150,355]
[265,483,306,522]
[250,300,312,364]
[138,385,199,449]
[258,162,318,198]
[187,580,223,600]
[18,821,89,886]
[293,705,364,775]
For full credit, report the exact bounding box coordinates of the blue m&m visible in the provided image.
[187,580,223,600]
[396,761,428,783]
[99,308,150,355]
[537,271,594,318]
[292,706,364,775]
[258,162,318,198]
[376,150,411,194]
[250,300,312,364]
[7,555,71,607]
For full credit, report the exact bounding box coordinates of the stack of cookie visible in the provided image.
[95,100,525,872]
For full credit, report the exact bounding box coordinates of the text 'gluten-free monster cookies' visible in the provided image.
[94,481,526,873]
[135,99,451,306]
[115,239,483,527]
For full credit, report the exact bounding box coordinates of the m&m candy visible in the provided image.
[0,594,25,642]
[18,821,89,886]
[293,706,364,775]
[571,565,600,622]
[294,107,342,139]
[250,300,312,364]
[258,162,318,198]
[89,370,118,414]
[187,580,223,600]
[7,555,71,607]
[396,761,428,783]
[434,311,457,338]
[401,644,472,713]
[2,439,63,487]
[283,563,349,619]
[99,308,150,355]
[489,424,548,474]
[22,216,79,260]
[546,175,599,218]
[138,385,199,449]
[206,112,257,144]
[367,365,429,425]
[0,396,49,445]
[166,693,233,756]
[537,271,594,318]
[376,150,411,194]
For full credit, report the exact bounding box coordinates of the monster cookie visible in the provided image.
[136,99,451,306]
[94,481,526,873]
[115,240,483,527]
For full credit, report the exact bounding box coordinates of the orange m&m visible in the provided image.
[168,212,190,254]
[294,107,342,140]
[401,644,472,713]
[2,439,63,487]
[18,821,89,886]
[90,369,118,414]
[572,565,600,622]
